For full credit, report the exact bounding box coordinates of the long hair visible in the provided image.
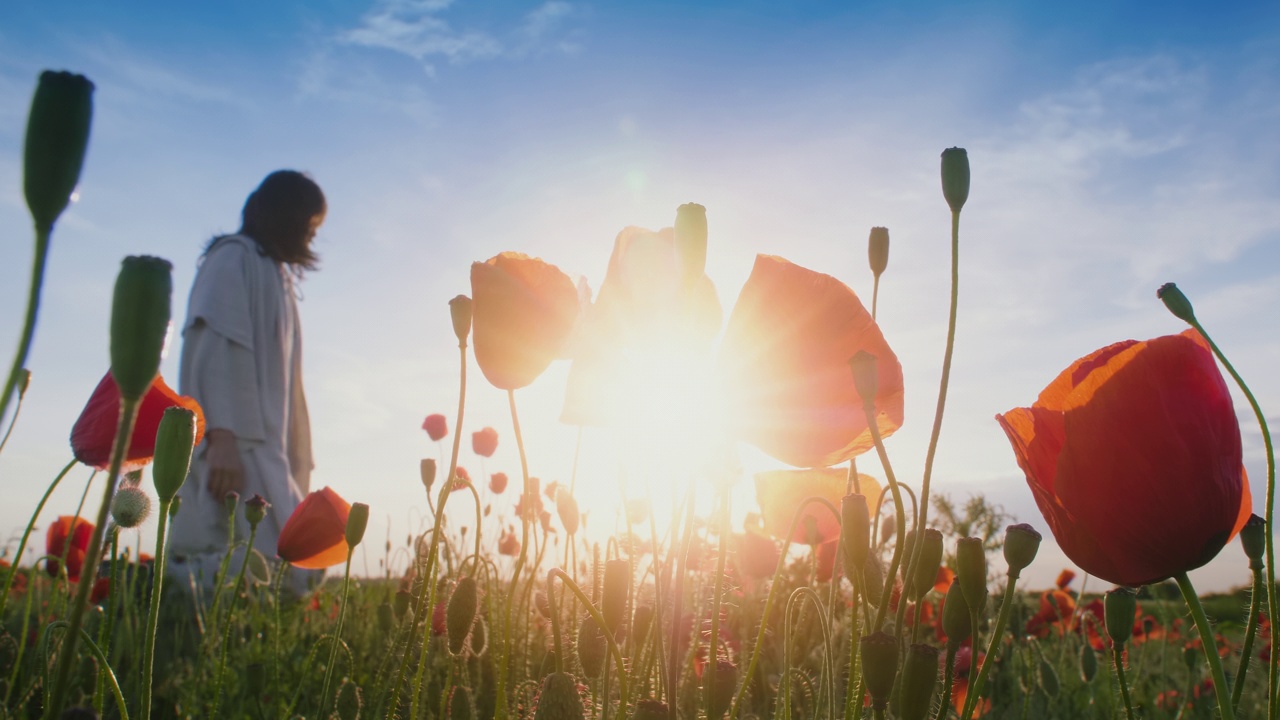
[206,170,326,273]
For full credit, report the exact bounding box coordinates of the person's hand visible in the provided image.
[205,429,246,501]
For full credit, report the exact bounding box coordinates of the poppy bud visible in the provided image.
[449,295,473,345]
[377,602,395,634]
[449,686,475,720]
[899,643,940,720]
[868,226,890,278]
[1003,523,1042,575]
[109,485,151,528]
[675,202,708,282]
[556,488,581,537]
[1241,514,1266,570]
[420,459,437,490]
[601,558,629,635]
[244,494,269,529]
[955,537,988,613]
[224,491,240,516]
[334,678,362,720]
[631,698,669,720]
[538,649,559,678]
[1156,282,1197,324]
[534,671,585,720]
[910,528,944,600]
[898,530,917,582]
[1079,643,1098,682]
[632,605,653,645]
[880,512,896,547]
[861,632,899,710]
[861,554,885,607]
[447,576,478,656]
[1183,643,1199,671]
[151,407,196,501]
[534,590,551,618]
[18,369,32,399]
[24,70,94,232]
[708,660,737,719]
[489,472,508,494]
[394,589,413,620]
[940,147,970,214]
[840,494,870,575]
[1105,588,1136,646]
[941,578,971,645]
[848,351,879,410]
[168,495,181,519]
[345,502,369,548]
[576,614,608,678]
[110,256,173,402]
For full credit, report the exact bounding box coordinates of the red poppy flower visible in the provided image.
[472,426,498,457]
[1055,569,1076,590]
[422,413,448,441]
[996,330,1250,586]
[471,252,579,391]
[755,469,882,545]
[734,531,780,580]
[453,466,471,490]
[0,560,27,595]
[1025,589,1077,638]
[489,472,508,494]
[276,487,352,569]
[498,527,521,556]
[718,255,904,468]
[90,577,111,605]
[815,539,838,582]
[70,372,205,471]
[46,516,94,581]
[950,646,991,718]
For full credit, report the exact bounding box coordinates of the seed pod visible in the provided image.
[24,70,94,232]
[861,554,885,607]
[1079,644,1098,683]
[346,503,369,548]
[601,559,629,636]
[940,147,970,213]
[449,295,473,345]
[631,605,654,647]
[576,613,607,678]
[675,202,708,283]
[909,528,944,600]
[534,671,585,720]
[860,632,899,711]
[394,589,413,621]
[556,488,580,536]
[109,486,151,529]
[955,537,988,613]
[1105,588,1136,647]
[1241,514,1266,569]
[151,407,197,501]
[110,256,172,401]
[1156,282,1196,324]
[868,226,890,278]
[848,351,879,409]
[899,644,940,720]
[469,617,488,656]
[1003,523,1042,575]
[447,576,479,656]
[420,459,437,491]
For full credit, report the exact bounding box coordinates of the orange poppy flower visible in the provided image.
[996,329,1250,587]
[719,255,904,468]
[46,516,94,581]
[755,468,882,545]
[1025,588,1077,638]
[70,371,205,471]
[471,252,579,391]
[1055,569,1076,590]
[276,487,352,569]
[950,646,992,718]
[815,538,838,582]
[498,527,521,556]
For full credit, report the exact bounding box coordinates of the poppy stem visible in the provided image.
[843,579,864,720]
[496,386,529,720]
[0,226,50,433]
[667,484,695,720]
[960,569,1021,720]
[0,457,76,618]
[548,568,630,714]
[861,403,909,635]
[1234,564,1265,712]
[706,483,730,720]
[1175,571,1236,720]
[209,521,260,718]
[0,370,29,457]
[1111,644,1136,720]
[44,394,139,719]
[934,642,958,720]
[320,547,355,717]
[138,496,173,720]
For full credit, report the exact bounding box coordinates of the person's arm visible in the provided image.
[203,428,245,500]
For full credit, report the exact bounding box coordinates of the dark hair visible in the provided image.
[207,170,326,272]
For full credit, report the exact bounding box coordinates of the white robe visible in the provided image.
[168,234,318,594]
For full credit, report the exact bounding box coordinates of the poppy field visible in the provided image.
[2,69,1277,720]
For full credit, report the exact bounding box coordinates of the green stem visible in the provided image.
[706,483,730,720]
[548,568,629,714]
[1175,571,1236,720]
[1234,565,1264,712]
[862,404,909,634]
[1112,645,1136,720]
[782,587,834,720]
[138,497,173,720]
[320,548,355,716]
[0,457,76,617]
[843,579,863,720]
[0,376,28,456]
[494,385,532,720]
[0,225,50,433]
[209,523,260,718]
[667,485,696,720]
[935,644,957,720]
[41,621,129,720]
[44,395,139,718]
[870,275,881,322]
[960,571,1018,720]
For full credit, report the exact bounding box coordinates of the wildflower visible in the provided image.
[754,468,882,545]
[488,472,508,494]
[422,413,448,441]
[46,516,94,581]
[471,426,498,457]
[1025,589,1077,638]
[471,252,579,390]
[89,577,111,605]
[70,372,204,471]
[276,487,352,569]
[498,527,520,556]
[1055,569,1076,590]
[734,531,780,580]
[950,646,992,718]
[996,329,1250,586]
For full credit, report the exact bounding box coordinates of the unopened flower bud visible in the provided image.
[861,554,885,607]
[940,147,970,214]
[1039,657,1060,697]
[631,698,669,720]
[420,459,437,490]
[449,295,473,346]
[556,488,580,536]
[941,579,970,645]
[956,537,988,613]
[576,614,608,678]
[675,202,708,282]
[223,491,239,516]
[899,643,941,720]
[446,576,478,656]
[1242,514,1266,570]
[394,589,413,620]
[1183,643,1200,671]
[868,226,889,278]
[377,602,395,634]
[708,660,736,719]
[1105,588,1136,646]
[110,256,173,401]
[1079,643,1098,682]
[602,558,629,636]
[1156,282,1197,324]
[244,494,269,529]
[848,351,879,410]
[24,70,94,232]
[910,528,944,600]
[1003,523,1042,575]
[151,407,197,501]
[449,686,474,720]
[534,671,585,720]
[632,605,654,645]
[346,502,369,548]
[861,632,899,710]
[109,485,151,528]
[840,494,870,576]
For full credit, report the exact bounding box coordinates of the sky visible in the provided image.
[0,0,1278,594]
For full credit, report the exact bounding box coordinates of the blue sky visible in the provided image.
[0,0,1277,592]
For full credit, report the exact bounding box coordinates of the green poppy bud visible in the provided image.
[861,554,885,607]
[630,698,669,720]
[708,660,736,719]
[601,558,629,636]
[244,494,269,529]
[899,643,940,720]
[1003,523,1042,575]
[940,147,970,213]
[377,602,394,635]
[447,576,479,656]
[868,226,889,278]
[860,631,899,710]
[1079,643,1098,682]
[110,485,151,528]
[449,295,473,346]
[1241,513,1266,570]
[394,589,413,620]
[449,686,475,720]
[151,407,196,501]
[24,71,94,232]
[955,537,988,613]
[840,494,870,576]
[556,488,581,536]
[632,605,653,647]
[675,202,708,282]
[1039,657,1059,697]
[110,256,172,401]
[534,671,585,720]
[941,578,971,645]
[223,491,240,516]
[910,528,944,600]
[1105,588,1136,646]
[334,678,362,720]
[420,459,437,491]
[576,614,607,678]
[345,502,369,548]
[1156,282,1196,324]
[848,351,879,410]
[1183,643,1200,672]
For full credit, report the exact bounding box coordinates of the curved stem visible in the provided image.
[0,226,50,432]
[782,586,834,720]
[0,457,76,617]
[139,497,173,720]
[320,548,355,716]
[861,405,908,634]
[0,379,28,456]
[548,568,629,713]
[1234,566,1265,712]
[1112,645,1136,720]
[960,570,1019,720]
[1175,571,1236,720]
[41,621,129,720]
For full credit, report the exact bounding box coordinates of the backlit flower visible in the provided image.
[422,413,448,442]
[719,255,904,468]
[46,516,94,581]
[472,426,498,457]
[1025,588,1077,638]
[498,527,520,556]
[755,468,882,545]
[489,472,508,494]
[277,487,352,569]
[70,371,205,471]
[471,252,579,390]
[996,330,1250,586]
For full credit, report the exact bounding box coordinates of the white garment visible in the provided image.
[168,234,318,594]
